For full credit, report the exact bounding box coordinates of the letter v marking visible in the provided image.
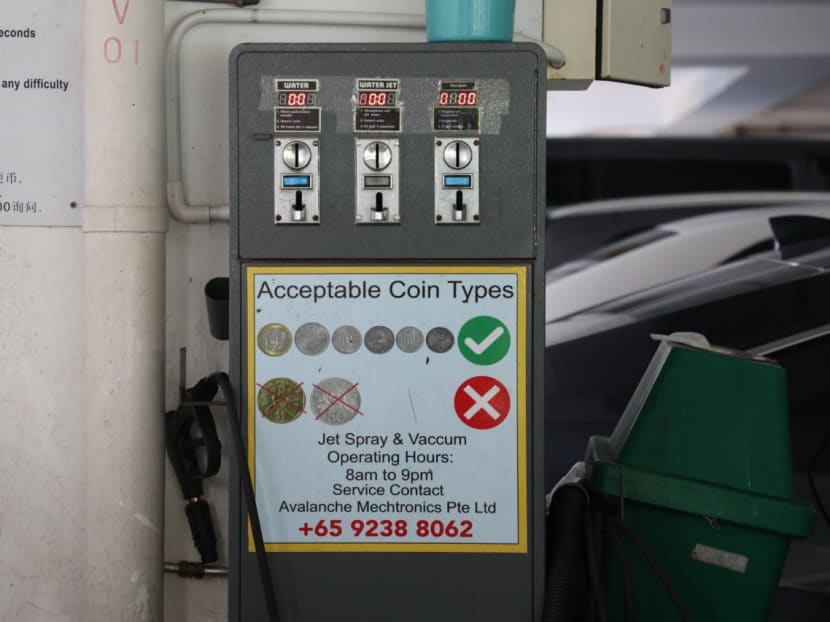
[112,0,131,24]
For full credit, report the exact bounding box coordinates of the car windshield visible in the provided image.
[579,251,825,321]
[545,228,675,283]
[585,227,675,261]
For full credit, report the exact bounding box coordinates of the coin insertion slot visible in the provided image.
[363,175,392,189]
[443,174,473,189]
[282,174,312,189]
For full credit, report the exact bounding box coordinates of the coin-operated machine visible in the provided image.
[229,43,546,621]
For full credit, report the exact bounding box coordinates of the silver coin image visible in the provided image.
[426,327,454,353]
[396,326,424,353]
[311,378,361,425]
[294,322,330,355]
[257,323,292,356]
[332,325,362,354]
[364,326,394,354]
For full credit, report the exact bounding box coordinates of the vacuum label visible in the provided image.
[246,265,528,553]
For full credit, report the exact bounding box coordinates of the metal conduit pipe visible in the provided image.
[166,8,565,223]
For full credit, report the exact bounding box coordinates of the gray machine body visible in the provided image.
[229,43,546,621]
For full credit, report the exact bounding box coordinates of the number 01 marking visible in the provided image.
[104,37,140,65]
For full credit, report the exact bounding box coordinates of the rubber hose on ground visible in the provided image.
[543,485,589,622]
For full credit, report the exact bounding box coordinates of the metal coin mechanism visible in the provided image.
[426,326,455,353]
[295,322,330,355]
[396,326,424,353]
[257,323,292,356]
[257,377,306,424]
[332,325,363,354]
[364,325,395,354]
[311,378,362,425]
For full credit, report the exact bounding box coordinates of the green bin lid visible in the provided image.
[585,335,815,538]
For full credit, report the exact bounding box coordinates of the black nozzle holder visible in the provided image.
[205,277,229,341]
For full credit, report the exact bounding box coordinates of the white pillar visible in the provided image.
[83,0,167,619]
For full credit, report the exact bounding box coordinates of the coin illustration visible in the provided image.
[257,323,292,356]
[426,327,454,353]
[311,378,362,425]
[295,322,330,355]
[257,378,306,424]
[364,326,394,354]
[396,326,424,353]
[332,325,362,354]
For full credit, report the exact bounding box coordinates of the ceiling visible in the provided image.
[547,0,830,138]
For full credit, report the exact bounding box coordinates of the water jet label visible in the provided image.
[246,265,528,553]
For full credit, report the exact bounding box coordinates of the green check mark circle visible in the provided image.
[458,316,510,365]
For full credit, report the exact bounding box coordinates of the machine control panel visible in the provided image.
[249,66,524,237]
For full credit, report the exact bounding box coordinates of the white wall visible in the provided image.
[0,228,85,622]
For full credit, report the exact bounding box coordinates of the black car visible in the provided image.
[544,236,830,486]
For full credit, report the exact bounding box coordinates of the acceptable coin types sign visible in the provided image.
[247,266,527,553]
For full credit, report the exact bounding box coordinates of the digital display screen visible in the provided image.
[278,92,318,107]
[438,91,478,106]
[357,91,397,107]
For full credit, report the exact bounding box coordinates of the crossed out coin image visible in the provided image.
[257,377,306,423]
[311,378,363,426]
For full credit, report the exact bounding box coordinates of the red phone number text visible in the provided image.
[298,518,474,539]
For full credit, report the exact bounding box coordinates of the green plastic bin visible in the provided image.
[585,334,815,621]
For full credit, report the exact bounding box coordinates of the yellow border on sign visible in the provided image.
[246,265,528,553]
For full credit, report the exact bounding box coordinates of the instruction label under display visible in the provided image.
[247,266,528,552]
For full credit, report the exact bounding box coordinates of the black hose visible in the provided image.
[583,511,608,622]
[543,485,589,622]
[608,518,694,622]
[211,373,281,622]
[808,428,830,529]
[605,521,634,622]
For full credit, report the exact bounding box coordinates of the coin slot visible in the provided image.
[282,174,312,189]
[363,175,392,189]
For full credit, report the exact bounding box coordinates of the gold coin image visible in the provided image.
[257,378,306,424]
[257,323,292,356]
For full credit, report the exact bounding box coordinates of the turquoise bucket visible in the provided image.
[426,0,516,42]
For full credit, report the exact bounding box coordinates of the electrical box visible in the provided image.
[544,0,672,88]
[229,43,546,621]
[599,0,672,86]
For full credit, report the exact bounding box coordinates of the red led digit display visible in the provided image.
[358,91,395,107]
[438,91,478,106]
[288,92,306,106]
[278,92,317,107]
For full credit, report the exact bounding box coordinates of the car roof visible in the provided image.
[654,205,830,235]
[547,192,830,220]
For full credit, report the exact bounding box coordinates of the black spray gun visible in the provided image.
[165,350,223,564]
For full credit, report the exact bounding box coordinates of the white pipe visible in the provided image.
[83,0,167,620]
[166,8,565,223]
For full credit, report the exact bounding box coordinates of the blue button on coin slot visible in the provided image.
[443,174,472,189]
[282,174,312,188]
